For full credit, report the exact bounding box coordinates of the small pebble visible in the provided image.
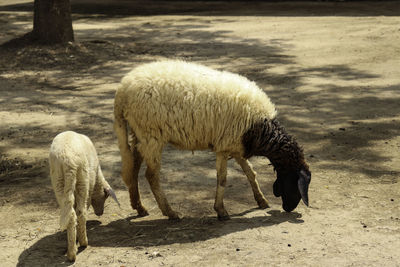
[152,251,161,257]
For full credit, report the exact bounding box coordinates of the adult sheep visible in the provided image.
[49,131,119,261]
[114,60,311,220]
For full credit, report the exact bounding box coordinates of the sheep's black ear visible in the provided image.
[273,179,282,197]
[105,187,120,207]
[297,169,311,206]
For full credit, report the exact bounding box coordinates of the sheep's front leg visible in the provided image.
[234,156,269,209]
[214,152,230,220]
[142,144,179,220]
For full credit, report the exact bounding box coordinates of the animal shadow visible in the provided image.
[17,210,302,266]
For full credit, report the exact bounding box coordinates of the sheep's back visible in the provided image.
[49,131,98,189]
[118,60,277,152]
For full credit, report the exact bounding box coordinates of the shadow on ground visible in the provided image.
[17,210,302,266]
[1,0,399,17]
[1,5,399,208]
[0,0,399,218]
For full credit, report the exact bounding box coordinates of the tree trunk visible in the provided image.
[32,0,74,44]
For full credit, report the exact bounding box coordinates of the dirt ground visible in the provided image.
[0,1,399,266]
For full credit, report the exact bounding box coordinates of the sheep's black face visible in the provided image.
[273,168,311,212]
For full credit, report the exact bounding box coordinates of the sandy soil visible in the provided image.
[0,1,400,266]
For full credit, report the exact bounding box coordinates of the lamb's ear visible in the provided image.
[298,169,311,206]
[105,187,121,207]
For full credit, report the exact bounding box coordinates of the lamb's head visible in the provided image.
[273,164,311,212]
[91,182,120,216]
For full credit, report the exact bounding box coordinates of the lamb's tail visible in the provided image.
[50,155,77,230]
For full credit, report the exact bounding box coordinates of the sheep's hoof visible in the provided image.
[217,209,230,221]
[217,214,231,221]
[79,241,88,248]
[257,199,270,209]
[78,236,88,247]
[137,207,149,217]
[78,245,87,254]
[67,252,76,262]
[168,212,181,221]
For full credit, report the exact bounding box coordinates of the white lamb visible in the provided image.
[114,60,311,220]
[49,131,119,261]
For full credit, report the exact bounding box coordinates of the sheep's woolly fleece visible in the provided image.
[115,60,277,154]
[49,131,102,230]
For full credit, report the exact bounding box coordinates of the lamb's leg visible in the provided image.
[76,209,88,248]
[141,142,179,220]
[59,167,77,261]
[66,214,77,262]
[214,152,230,220]
[234,156,269,209]
[75,185,88,248]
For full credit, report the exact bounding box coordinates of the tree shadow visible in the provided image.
[1,0,399,17]
[0,10,291,209]
[0,2,398,265]
[17,210,303,266]
[0,0,399,212]
[269,82,400,179]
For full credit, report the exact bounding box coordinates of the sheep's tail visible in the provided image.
[114,92,135,184]
[114,107,131,157]
[59,167,77,230]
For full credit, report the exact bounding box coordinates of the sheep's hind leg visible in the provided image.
[117,127,148,216]
[142,143,179,220]
[214,152,230,220]
[129,140,148,217]
[75,183,88,248]
[234,156,269,209]
[76,209,88,248]
[66,215,78,262]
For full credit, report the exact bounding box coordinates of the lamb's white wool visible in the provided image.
[114,60,309,221]
[49,131,117,261]
[116,60,277,156]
